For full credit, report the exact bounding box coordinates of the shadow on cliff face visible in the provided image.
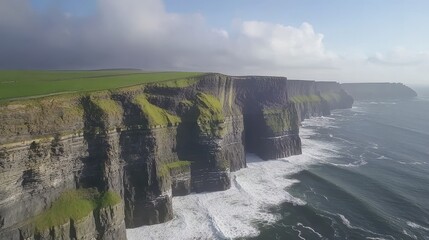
[80,96,110,191]
[115,94,170,227]
[176,109,231,193]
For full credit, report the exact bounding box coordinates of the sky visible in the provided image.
[1,0,429,84]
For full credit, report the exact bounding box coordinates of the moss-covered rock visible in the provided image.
[92,98,123,121]
[262,105,299,135]
[133,94,181,128]
[193,93,225,137]
[321,92,341,102]
[290,94,322,104]
[33,189,121,232]
[157,161,191,178]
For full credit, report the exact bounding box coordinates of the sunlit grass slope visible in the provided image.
[0,70,203,101]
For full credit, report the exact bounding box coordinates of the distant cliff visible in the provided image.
[287,80,354,122]
[0,74,353,240]
[341,83,417,100]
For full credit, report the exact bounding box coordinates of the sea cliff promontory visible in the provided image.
[0,72,353,239]
[341,82,417,100]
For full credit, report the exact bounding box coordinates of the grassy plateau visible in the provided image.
[0,70,203,101]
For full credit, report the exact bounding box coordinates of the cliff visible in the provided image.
[341,82,417,100]
[287,80,354,122]
[0,73,353,239]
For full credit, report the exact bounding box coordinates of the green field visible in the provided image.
[0,70,203,101]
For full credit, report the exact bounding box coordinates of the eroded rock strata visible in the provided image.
[287,80,354,122]
[0,74,353,239]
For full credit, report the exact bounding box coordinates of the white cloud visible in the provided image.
[0,0,428,84]
[368,47,429,66]
[0,0,333,71]
[232,21,337,69]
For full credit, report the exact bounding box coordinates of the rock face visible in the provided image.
[316,81,354,110]
[234,76,301,160]
[288,80,354,122]
[341,82,417,100]
[0,73,353,239]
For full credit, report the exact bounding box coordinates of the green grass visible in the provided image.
[166,160,192,169]
[0,70,203,101]
[263,106,298,134]
[321,93,341,102]
[290,94,322,104]
[193,93,225,137]
[99,191,122,208]
[152,78,198,88]
[133,94,181,127]
[158,161,191,178]
[33,189,121,231]
[92,98,123,120]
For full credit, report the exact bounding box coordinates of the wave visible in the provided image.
[402,229,418,240]
[398,161,427,165]
[127,126,338,240]
[290,168,429,239]
[297,222,323,238]
[407,221,429,232]
[351,105,367,113]
[301,116,339,129]
[328,159,367,168]
[367,101,397,105]
[366,118,429,139]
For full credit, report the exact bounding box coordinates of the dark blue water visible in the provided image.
[252,91,429,239]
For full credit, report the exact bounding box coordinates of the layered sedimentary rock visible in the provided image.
[288,80,354,122]
[316,81,354,110]
[234,76,301,160]
[341,82,417,100]
[0,73,353,239]
[287,80,330,122]
[0,95,126,240]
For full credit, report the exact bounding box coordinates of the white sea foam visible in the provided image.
[339,214,353,229]
[351,106,367,114]
[398,161,426,165]
[368,101,397,105]
[407,221,429,231]
[329,159,368,168]
[127,117,341,240]
[297,222,323,238]
[292,226,306,240]
[338,214,395,240]
[402,229,418,239]
[302,116,338,129]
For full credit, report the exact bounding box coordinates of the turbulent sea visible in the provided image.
[127,88,429,240]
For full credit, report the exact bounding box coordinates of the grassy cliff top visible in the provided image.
[0,70,203,101]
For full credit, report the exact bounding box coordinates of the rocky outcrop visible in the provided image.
[0,73,353,239]
[341,82,417,100]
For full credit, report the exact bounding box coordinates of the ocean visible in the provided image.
[127,87,429,240]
